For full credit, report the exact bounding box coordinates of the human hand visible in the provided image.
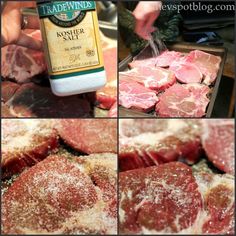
[1,1,42,50]
[133,1,162,40]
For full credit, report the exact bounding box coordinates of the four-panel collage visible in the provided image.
[1,0,235,235]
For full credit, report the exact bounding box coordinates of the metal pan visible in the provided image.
[119,42,227,118]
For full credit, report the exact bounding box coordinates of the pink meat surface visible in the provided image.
[201,120,235,174]
[119,119,202,171]
[129,50,182,68]
[108,101,117,117]
[1,30,46,83]
[119,77,158,112]
[169,60,202,83]
[119,66,175,92]
[185,50,221,85]
[154,50,183,67]
[96,47,117,109]
[156,83,210,117]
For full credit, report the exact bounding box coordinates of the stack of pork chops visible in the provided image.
[119,49,221,117]
[1,30,117,118]
[1,119,117,234]
[119,119,235,235]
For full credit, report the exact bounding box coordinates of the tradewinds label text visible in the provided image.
[38,1,95,17]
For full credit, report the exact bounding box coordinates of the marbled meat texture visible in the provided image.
[119,76,158,112]
[119,162,203,234]
[56,119,117,154]
[129,50,182,68]
[119,66,175,92]
[4,83,91,118]
[1,119,58,179]
[155,83,210,117]
[119,119,202,171]
[1,30,46,83]
[184,50,221,85]
[2,153,117,234]
[119,162,234,235]
[201,119,235,174]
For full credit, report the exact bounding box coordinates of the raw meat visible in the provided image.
[1,81,20,102]
[201,120,235,174]
[169,60,202,83]
[96,47,117,109]
[1,119,58,179]
[119,161,235,235]
[129,50,182,68]
[119,162,203,234]
[2,153,117,234]
[194,171,234,235]
[119,119,202,171]
[4,83,91,118]
[119,66,175,92]
[108,101,117,117]
[156,83,210,117]
[56,119,117,154]
[1,30,46,83]
[119,77,158,112]
[185,50,221,85]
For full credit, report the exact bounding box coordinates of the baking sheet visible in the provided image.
[119,42,227,118]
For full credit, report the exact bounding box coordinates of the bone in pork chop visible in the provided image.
[155,83,210,117]
[119,76,158,112]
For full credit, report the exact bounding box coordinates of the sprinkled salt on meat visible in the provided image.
[184,50,221,85]
[119,66,175,92]
[119,119,202,171]
[119,162,203,234]
[1,119,58,179]
[201,120,235,174]
[155,83,210,117]
[56,119,117,154]
[5,83,91,118]
[194,171,235,235]
[2,153,117,234]
[119,76,158,112]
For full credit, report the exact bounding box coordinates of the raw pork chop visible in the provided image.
[156,83,210,117]
[119,77,158,112]
[1,119,58,178]
[119,119,202,171]
[1,30,46,83]
[185,50,221,85]
[4,83,91,118]
[96,47,117,109]
[2,153,117,234]
[119,66,175,92]
[119,162,203,234]
[169,60,202,83]
[56,119,117,154]
[201,120,234,174]
[129,50,182,68]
